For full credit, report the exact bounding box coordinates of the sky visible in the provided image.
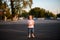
[3,0,60,14]
[31,0,60,14]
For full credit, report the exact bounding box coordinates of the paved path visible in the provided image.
[0,20,60,40]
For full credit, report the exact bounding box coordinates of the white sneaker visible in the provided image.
[32,34,35,38]
[28,35,31,38]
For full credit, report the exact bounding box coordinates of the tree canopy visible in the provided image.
[57,13,60,17]
[29,7,55,18]
[0,0,57,19]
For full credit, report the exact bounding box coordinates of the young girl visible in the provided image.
[27,15,35,38]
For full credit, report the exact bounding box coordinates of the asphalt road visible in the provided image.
[0,20,60,40]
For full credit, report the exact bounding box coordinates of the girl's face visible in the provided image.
[29,15,33,20]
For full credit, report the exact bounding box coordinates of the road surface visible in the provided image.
[0,19,60,40]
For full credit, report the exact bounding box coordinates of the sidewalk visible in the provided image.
[0,19,60,25]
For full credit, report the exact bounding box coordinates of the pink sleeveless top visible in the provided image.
[27,20,34,28]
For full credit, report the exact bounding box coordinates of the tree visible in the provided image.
[57,13,60,17]
[29,7,55,18]
[10,0,33,16]
[21,10,28,18]
[29,7,46,18]
[44,11,50,18]
[0,0,11,20]
[0,0,2,9]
